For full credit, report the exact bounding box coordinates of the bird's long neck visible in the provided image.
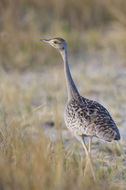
[60,48,80,101]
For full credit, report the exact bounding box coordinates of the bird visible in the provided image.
[40,37,120,179]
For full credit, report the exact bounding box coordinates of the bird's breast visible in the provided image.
[64,100,90,136]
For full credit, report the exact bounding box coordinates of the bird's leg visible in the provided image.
[87,136,96,181]
[77,135,96,181]
[79,136,89,157]
[88,136,92,154]
[81,136,96,181]
[84,157,96,181]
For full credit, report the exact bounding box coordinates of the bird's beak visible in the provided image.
[40,39,50,42]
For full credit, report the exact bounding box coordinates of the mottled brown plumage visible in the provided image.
[65,96,120,142]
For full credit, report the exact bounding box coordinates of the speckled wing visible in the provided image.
[81,97,120,142]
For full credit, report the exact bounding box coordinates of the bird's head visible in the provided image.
[40,37,67,51]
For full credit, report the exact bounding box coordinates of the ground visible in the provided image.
[0,49,125,190]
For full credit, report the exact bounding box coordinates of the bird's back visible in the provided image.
[64,96,120,142]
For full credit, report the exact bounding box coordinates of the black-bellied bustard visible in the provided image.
[40,38,120,180]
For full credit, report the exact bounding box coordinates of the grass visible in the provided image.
[0,102,125,190]
[0,0,126,70]
[0,50,125,189]
[0,0,126,189]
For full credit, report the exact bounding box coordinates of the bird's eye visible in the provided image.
[54,41,58,44]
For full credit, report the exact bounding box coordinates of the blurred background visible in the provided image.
[0,0,126,189]
[0,0,126,70]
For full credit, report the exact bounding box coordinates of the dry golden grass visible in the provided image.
[0,51,126,189]
[0,0,126,70]
[0,0,126,189]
